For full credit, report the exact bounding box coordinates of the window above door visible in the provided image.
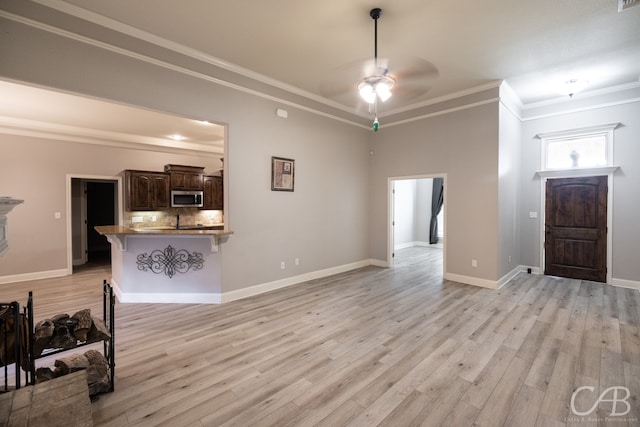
[536,123,620,179]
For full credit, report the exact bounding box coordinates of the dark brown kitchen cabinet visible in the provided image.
[202,175,223,210]
[125,170,170,211]
[164,164,204,190]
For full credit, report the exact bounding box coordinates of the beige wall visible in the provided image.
[369,100,501,282]
[2,8,639,293]
[0,15,372,292]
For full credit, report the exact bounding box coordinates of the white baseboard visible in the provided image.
[394,241,432,250]
[369,258,388,268]
[221,259,374,303]
[444,266,542,290]
[394,241,415,250]
[111,278,222,304]
[0,268,69,285]
[611,277,640,290]
[497,266,524,288]
[444,272,500,289]
[522,265,542,275]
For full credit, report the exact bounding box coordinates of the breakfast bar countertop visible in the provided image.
[95,225,233,236]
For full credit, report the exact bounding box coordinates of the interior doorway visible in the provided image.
[389,175,446,275]
[69,176,120,272]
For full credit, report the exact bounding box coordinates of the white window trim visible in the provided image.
[537,122,619,171]
[536,165,619,179]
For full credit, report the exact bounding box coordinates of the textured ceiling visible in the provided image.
[57,0,640,109]
[1,0,640,141]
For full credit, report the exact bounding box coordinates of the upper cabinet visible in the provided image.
[164,164,204,190]
[203,175,223,210]
[125,170,170,211]
[124,165,222,211]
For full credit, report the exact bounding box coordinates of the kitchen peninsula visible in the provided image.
[95,225,233,304]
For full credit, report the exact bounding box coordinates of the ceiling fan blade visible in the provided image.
[319,79,358,100]
[320,55,439,107]
[387,57,439,82]
[319,57,378,98]
[391,81,434,100]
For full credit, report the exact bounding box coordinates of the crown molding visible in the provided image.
[380,97,500,129]
[29,1,359,116]
[381,81,503,118]
[0,116,224,155]
[522,80,640,111]
[522,96,640,122]
[4,3,509,128]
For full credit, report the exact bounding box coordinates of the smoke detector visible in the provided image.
[618,0,640,11]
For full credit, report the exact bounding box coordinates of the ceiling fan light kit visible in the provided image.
[358,75,395,104]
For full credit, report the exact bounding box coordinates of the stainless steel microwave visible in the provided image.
[171,190,203,208]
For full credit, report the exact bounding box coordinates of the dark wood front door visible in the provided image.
[545,176,607,282]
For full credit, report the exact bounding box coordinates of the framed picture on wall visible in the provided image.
[271,156,295,191]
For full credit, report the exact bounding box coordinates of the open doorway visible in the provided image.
[389,175,446,274]
[70,177,120,272]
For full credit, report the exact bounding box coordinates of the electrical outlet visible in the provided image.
[280,261,285,269]
[295,258,299,266]
[151,215,157,222]
[472,259,478,267]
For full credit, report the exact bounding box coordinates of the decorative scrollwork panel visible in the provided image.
[136,245,204,278]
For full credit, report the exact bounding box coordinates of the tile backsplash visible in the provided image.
[125,208,223,228]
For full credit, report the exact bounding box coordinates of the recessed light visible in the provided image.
[169,134,185,141]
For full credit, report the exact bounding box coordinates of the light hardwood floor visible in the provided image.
[2,246,639,426]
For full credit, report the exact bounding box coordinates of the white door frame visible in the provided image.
[66,174,123,274]
[387,173,447,274]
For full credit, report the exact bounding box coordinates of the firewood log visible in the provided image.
[35,366,57,383]
[84,349,108,373]
[86,316,111,343]
[54,353,89,375]
[34,319,54,356]
[84,349,111,395]
[85,364,111,395]
[48,323,77,349]
[51,313,70,324]
[71,309,92,342]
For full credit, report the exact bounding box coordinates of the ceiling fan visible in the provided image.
[359,8,393,131]
[320,7,438,131]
